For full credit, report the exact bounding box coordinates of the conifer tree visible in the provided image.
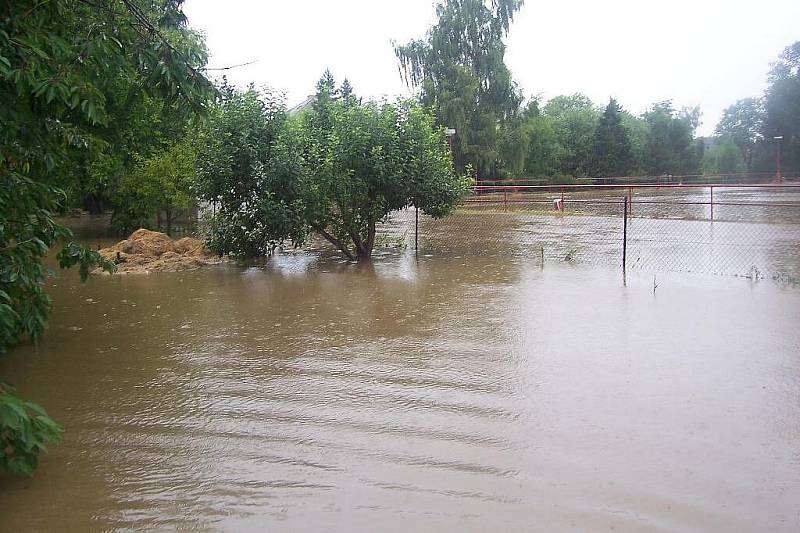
[592,98,633,177]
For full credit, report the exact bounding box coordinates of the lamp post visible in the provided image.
[444,127,461,187]
[774,135,783,183]
[444,128,456,157]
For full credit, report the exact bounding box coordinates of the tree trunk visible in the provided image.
[83,194,104,215]
[165,210,172,236]
[357,220,376,262]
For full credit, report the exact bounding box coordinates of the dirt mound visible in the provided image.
[116,228,175,256]
[173,236,214,257]
[95,229,222,274]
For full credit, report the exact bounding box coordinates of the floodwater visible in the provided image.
[411,186,800,278]
[2,243,799,531]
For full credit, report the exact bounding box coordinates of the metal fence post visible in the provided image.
[415,206,419,250]
[622,196,628,274]
[628,187,633,216]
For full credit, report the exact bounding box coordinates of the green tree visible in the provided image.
[620,111,649,176]
[762,41,800,174]
[0,382,62,476]
[497,113,529,179]
[339,78,355,101]
[42,2,210,220]
[198,76,468,263]
[394,0,524,179]
[702,136,745,174]
[300,76,469,261]
[543,94,600,177]
[196,86,307,258]
[1,0,213,475]
[592,98,634,177]
[115,138,197,234]
[515,99,563,178]
[715,98,763,171]
[642,101,702,175]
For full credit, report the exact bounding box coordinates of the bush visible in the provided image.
[0,383,62,476]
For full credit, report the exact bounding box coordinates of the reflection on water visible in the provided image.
[1,220,799,531]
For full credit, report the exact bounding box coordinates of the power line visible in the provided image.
[204,60,259,72]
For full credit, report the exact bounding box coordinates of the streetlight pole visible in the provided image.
[444,128,456,159]
[774,135,783,183]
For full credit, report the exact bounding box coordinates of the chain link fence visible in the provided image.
[376,184,800,281]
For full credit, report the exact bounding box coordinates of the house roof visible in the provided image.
[288,95,315,115]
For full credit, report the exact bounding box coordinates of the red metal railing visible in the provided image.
[475,171,799,187]
[466,181,800,220]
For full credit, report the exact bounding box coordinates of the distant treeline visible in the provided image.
[395,0,800,182]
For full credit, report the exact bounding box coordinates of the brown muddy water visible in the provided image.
[1,221,800,531]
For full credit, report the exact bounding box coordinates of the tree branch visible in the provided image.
[314,225,355,261]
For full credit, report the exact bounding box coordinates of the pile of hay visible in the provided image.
[95,229,223,274]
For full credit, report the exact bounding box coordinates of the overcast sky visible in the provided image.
[184,0,799,136]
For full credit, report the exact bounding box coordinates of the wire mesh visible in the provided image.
[626,202,800,280]
[376,184,800,281]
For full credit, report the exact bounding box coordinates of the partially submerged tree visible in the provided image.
[301,78,469,261]
[196,86,307,258]
[198,76,468,262]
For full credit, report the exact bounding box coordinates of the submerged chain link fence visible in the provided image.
[378,184,800,281]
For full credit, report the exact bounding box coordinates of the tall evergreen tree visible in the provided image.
[592,98,633,177]
[339,78,354,100]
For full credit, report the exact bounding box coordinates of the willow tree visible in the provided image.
[394,0,524,179]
